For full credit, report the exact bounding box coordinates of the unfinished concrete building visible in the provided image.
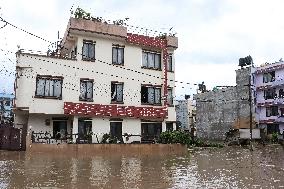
[193,67,255,140]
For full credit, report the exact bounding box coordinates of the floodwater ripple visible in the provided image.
[0,145,283,189]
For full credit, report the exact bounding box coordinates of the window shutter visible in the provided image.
[116,84,123,102]
[117,48,123,64]
[142,52,148,67]
[36,78,45,96]
[148,53,154,68]
[54,80,62,97]
[148,87,154,104]
[86,81,93,99]
[112,48,117,64]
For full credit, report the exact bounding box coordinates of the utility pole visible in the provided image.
[240,55,254,151]
[248,75,253,151]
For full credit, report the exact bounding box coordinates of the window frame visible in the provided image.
[279,89,284,98]
[166,122,174,131]
[82,40,96,61]
[35,75,63,99]
[78,119,92,140]
[112,45,124,65]
[263,71,275,83]
[5,100,11,106]
[111,82,124,104]
[141,122,162,142]
[141,85,162,105]
[280,108,284,117]
[266,106,279,117]
[167,88,173,106]
[142,50,161,70]
[79,79,94,102]
[110,121,123,140]
[267,124,280,135]
[167,54,174,72]
[264,88,277,100]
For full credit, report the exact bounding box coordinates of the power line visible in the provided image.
[0,16,53,43]
[0,17,190,85]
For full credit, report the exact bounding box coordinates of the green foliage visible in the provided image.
[158,131,224,148]
[271,132,278,143]
[101,133,110,143]
[84,131,93,143]
[159,131,191,145]
[73,8,91,19]
[109,136,118,144]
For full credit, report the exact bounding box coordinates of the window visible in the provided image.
[141,85,161,105]
[78,119,92,140]
[264,88,276,100]
[263,71,275,83]
[112,46,124,65]
[166,122,173,131]
[267,124,280,134]
[142,51,161,69]
[53,121,67,139]
[167,88,173,105]
[266,106,278,117]
[80,79,93,101]
[35,75,63,99]
[280,108,284,117]
[167,54,173,72]
[110,122,122,140]
[141,122,162,141]
[111,82,123,103]
[279,89,284,98]
[5,100,10,106]
[82,40,95,60]
[71,46,77,59]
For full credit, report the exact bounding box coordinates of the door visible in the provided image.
[53,121,67,139]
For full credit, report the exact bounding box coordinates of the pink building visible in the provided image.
[254,61,284,135]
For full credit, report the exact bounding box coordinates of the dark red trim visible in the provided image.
[64,102,168,119]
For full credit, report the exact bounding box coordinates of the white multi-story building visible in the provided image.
[14,17,178,143]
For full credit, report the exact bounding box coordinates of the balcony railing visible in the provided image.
[275,117,284,123]
[31,131,160,144]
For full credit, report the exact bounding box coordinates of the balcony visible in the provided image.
[272,79,284,87]
[274,98,284,105]
[275,117,284,123]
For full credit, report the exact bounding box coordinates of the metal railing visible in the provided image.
[31,131,160,144]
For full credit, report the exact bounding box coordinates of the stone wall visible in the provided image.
[194,67,255,140]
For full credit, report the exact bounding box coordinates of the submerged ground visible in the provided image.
[0,145,283,189]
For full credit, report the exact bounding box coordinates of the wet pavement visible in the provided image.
[0,145,283,189]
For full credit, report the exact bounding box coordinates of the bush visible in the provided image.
[158,131,224,148]
[101,133,110,143]
[159,131,191,145]
[272,132,278,143]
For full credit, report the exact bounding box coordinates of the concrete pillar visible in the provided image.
[162,122,166,132]
[72,116,78,143]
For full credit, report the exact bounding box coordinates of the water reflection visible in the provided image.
[0,145,284,188]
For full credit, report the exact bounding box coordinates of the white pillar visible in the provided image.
[72,116,78,143]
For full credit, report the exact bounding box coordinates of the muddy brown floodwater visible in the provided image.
[0,145,284,189]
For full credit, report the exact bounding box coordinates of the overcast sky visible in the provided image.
[1,0,284,98]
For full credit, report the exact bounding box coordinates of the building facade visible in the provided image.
[193,67,255,140]
[254,61,284,136]
[0,93,14,124]
[14,17,178,143]
[175,99,196,130]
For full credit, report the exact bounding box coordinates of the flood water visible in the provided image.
[0,145,283,189]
